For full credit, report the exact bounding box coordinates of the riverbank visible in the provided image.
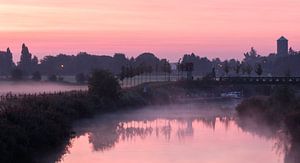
[1,77,298,162]
[0,80,185,162]
[0,80,233,162]
[236,86,300,162]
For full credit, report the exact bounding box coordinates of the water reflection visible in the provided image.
[236,115,300,163]
[42,102,299,163]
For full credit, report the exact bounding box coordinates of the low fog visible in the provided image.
[0,81,87,95]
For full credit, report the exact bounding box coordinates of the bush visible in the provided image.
[88,70,121,100]
[76,73,86,84]
[285,112,300,143]
[11,68,23,81]
[48,74,57,81]
[32,71,42,81]
[270,86,295,105]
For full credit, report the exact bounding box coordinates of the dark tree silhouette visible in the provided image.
[32,71,42,81]
[76,73,86,84]
[19,43,37,75]
[48,74,57,81]
[255,64,263,76]
[11,68,23,80]
[223,61,230,76]
[245,64,253,76]
[211,67,216,78]
[234,62,241,76]
[0,48,14,76]
[88,69,121,100]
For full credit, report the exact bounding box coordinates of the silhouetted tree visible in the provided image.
[284,69,291,77]
[0,48,14,76]
[223,61,230,76]
[255,64,263,76]
[245,64,253,76]
[211,67,216,78]
[161,59,171,81]
[32,71,42,81]
[19,43,37,75]
[234,62,241,76]
[289,47,297,55]
[48,74,57,81]
[11,68,23,80]
[75,73,86,84]
[88,69,121,100]
[58,76,64,81]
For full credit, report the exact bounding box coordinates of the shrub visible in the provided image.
[76,73,86,84]
[32,71,42,81]
[48,74,57,81]
[88,70,121,100]
[11,68,23,81]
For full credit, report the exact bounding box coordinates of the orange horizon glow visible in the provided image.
[1,0,300,62]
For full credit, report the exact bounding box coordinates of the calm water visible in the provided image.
[0,81,87,95]
[43,101,290,163]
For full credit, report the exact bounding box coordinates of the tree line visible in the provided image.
[1,44,300,82]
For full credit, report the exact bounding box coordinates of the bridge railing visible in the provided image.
[218,77,300,84]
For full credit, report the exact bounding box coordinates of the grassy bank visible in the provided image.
[0,78,230,162]
[236,86,300,142]
[1,73,296,162]
[0,75,194,162]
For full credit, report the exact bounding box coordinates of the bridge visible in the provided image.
[216,77,300,85]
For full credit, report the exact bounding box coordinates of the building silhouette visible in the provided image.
[277,36,288,56]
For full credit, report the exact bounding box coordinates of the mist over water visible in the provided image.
[40,101,288,163]
[0,81,87,95]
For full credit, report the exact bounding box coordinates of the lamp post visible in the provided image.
[59,64,64,81]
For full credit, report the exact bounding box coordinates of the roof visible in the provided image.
[278,36,288,41]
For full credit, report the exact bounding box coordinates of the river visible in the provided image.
[40,100,292,163]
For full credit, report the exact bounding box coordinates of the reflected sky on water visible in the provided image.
[43,101,294,163]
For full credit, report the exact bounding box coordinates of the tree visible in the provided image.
[223,61,230,76]
[32,71,42,81]
[284,69,291,77]
[0,48,14,76]
[245,64,252,76]
[19,43,34,75]
[88,69,121,100]
[211,67,216,78]
[48,74,57,81]
[11,68,23,80]
[234,62,241,76]
[288,47,297,55]
[255,64,263,76]
[161,59,171,81]
[76,73,86,84]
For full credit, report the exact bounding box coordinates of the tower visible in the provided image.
[277,36,288,56]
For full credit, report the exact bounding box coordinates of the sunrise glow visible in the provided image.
[1,0,300,61]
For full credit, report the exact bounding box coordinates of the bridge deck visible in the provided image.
[216,77,300,84]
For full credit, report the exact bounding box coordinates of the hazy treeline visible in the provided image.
[1,44,300,80]
[182,47,300,77]
[0,44,172,78]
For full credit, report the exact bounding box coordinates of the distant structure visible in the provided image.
[277,36,288,56]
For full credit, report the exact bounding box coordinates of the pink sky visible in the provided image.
[1,0,300,62]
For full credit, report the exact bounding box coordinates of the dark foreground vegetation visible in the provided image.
[0,70,122,162]
[1,67,300,162]
[236,86,300,162]
[0,70,208,163]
